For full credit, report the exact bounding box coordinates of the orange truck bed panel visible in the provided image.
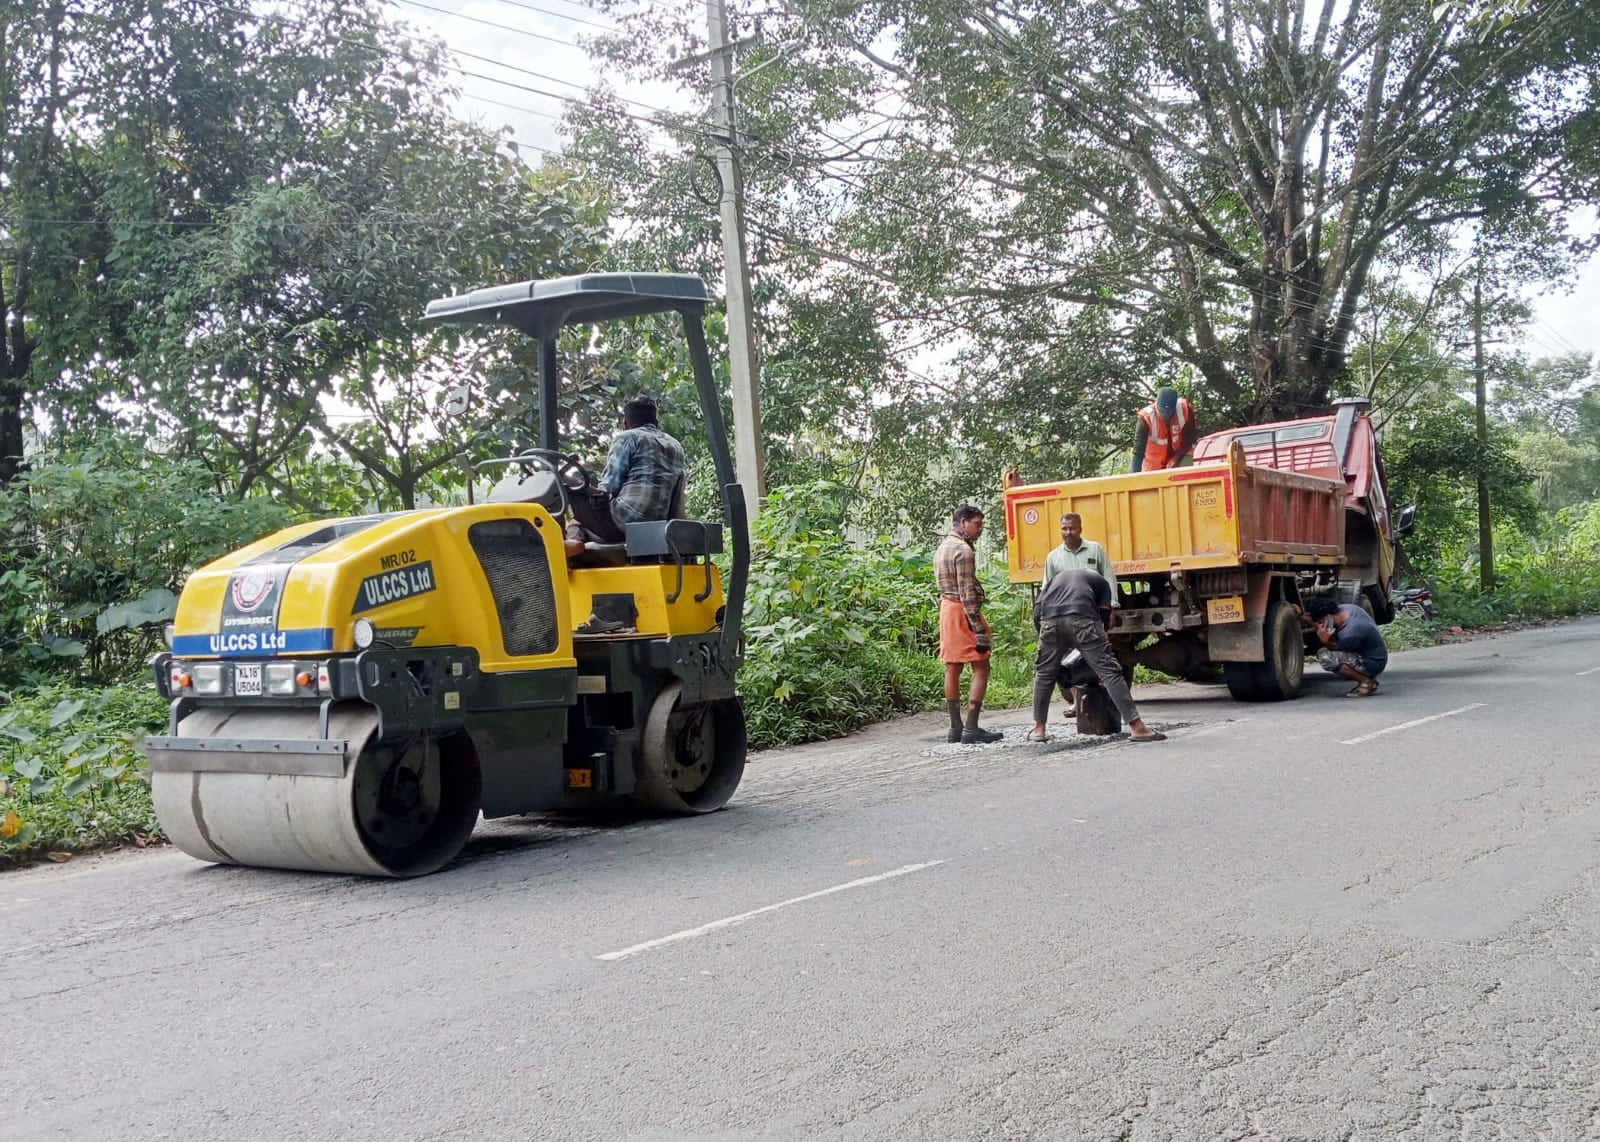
[1004,447,1345,583]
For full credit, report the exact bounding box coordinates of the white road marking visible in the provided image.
[597,860,945,962]
[1577,666,1600,676]
[1340,703,1487,746]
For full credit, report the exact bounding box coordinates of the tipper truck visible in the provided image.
[1004,397,1413,701]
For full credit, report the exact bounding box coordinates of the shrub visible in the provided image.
[0,437,295,687]
[0,683,167,865]
[1379,612,1437,651]
[1424,499,1600,626]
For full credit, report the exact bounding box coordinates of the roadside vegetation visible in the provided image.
[2,0,1598,864]
[0,686,165,865]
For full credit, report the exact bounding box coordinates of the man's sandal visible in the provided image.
[1129,731,1167,742]
[1025,729,1051,743]
[1345,682,1378,698]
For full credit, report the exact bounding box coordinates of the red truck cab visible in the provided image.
[1192,397,1404,620]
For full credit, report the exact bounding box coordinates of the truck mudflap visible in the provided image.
[145,704,478,877]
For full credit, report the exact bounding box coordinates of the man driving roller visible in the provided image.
[565,394,687,558]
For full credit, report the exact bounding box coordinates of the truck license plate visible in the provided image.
[234,663,262,696]
[1206,595,1246,624]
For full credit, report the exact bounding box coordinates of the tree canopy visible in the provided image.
[1,0,602,493]
[588,0,1598,458]
[1,0,1599,685]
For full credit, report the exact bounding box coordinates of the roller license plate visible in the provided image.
[233,663,263,696]
[1206,595,1247,624]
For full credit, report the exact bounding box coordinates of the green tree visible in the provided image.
[592,0,1599,438]
[3,0,602,500]
[0,436,292,685]
[1383,391,1535,578]
[1496,354,1600,507]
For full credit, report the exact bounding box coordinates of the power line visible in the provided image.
[471,0,616,33]
[248,0,697,130]
[443,44,687,120]
[451,66,692,132]
[451,89,562,126]
[390,0,591,49]
[1,198,569,229]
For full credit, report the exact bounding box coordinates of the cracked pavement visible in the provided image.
[3,619,1599,1140]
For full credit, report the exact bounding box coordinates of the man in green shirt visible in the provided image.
[1040,512,1114,587]
[1039,513,1116,717]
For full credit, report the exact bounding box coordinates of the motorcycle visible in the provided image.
[1396,584,1434,620]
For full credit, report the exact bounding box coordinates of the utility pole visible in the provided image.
[705,0,765,503]
[1473,274,1494,592]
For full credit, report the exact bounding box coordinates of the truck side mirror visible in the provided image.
[1394,503,1417,537]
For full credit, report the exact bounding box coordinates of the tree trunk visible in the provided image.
[0,338,30,486]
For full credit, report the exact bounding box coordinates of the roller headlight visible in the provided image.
[162,623,175,649]
[190,663,225,695]
[265,662,299,695]
[353,618,376,649]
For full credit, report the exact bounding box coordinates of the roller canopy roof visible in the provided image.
[424,273,710,334]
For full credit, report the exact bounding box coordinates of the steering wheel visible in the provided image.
[494,448,577,517]
[555,453,594,492]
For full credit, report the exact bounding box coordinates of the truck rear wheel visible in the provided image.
[1223,663,1261,701]
[1223,600,1304,702]
[632,682,746,814]
[1254,599,1305,700]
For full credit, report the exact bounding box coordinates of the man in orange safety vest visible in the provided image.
[1131,387,1196,472]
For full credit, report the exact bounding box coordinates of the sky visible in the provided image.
[1521,243,1600,363]
[391,0,686,164]
[394,0,1600,370]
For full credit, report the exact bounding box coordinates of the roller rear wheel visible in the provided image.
[632,682,746,814]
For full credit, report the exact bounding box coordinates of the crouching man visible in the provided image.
[1026,568,1165,743]
[1304,596,1388,697]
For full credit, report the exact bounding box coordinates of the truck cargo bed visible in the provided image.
[1005,445,1344,583]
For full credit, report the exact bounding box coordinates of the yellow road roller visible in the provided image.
[142,273,750,876]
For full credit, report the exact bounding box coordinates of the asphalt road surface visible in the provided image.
[5,619,1600,1141]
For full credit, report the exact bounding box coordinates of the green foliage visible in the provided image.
[3,0,603,504]
[1378,612,1440,652]
[740,483,937,745]
[1421,500,1600,624]
[0,683,167,866]
[1496,353,1600,508]
[1383,394,1537,570]
[599,0,1595,427]
[0,437,293,686]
